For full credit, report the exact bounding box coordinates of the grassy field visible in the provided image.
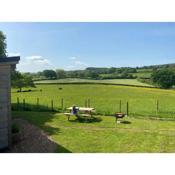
[12,84,175,118]
[12,111,175,153]
[132,72,152,78]
[34,78,153,87]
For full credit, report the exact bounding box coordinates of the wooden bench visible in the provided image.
[64,113,92,121]
[64,113,75,120]
[80,114,91,117]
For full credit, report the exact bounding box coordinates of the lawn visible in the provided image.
[12,84,175,118]
[12,111,175,153]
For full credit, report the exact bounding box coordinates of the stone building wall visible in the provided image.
[0,64,11,149]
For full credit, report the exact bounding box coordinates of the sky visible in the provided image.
[0,22,175,72]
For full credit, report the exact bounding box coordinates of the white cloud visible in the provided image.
[25,55,44,60]
[66,57,88,70]
[7,52,21,56]
[69,57,77,60]
[17,55,56,73]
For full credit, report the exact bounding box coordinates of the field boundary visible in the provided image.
[35,82,157,89]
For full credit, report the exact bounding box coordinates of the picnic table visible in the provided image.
[64,107,95,120]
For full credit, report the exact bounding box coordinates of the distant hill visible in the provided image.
[27,62,175,83]
[137,63,175,69]
[86,63,175,71]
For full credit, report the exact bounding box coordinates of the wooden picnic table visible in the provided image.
[67,107,95,112]
[66,106,95,118]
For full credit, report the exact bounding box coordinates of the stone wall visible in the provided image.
[0,64,11,149]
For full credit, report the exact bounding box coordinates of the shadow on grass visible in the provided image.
[12,88,43,93]
[12,109,71,153]
[69,116,102,123]
[120,120,131,124]
[11,102,61,112]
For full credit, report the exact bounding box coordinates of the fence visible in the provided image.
[11,97,175,120]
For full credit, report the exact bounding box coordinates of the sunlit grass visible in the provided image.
[12,84,175,118]
[12,111,175,153]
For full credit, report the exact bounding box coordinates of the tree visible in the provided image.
[11,71,35,92]
[108,67,116,74]
[43,70,57,79]
[89,71,100,79]
[151,68,175,89]
[0,31,7,57]
[56,69,66,79]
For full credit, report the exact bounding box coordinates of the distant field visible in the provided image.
[12,84,175,118]
[132,72,152,78]
[34,78,153,87]
[132,68,153,78]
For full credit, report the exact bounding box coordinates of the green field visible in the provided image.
[12,111,175,153]
[34,78,153,87]
[12,84,175,118]
[132,72,152,78]
[11,83,175,153]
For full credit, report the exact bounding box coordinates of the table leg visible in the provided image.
[91,111,93,118]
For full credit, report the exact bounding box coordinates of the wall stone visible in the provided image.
[0,64,11,150]
[0,57,19,150]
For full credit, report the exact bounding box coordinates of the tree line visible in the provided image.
[30,67,137,80]
[1,30,175,90]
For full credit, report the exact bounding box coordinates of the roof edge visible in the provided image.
[0,56,20,64]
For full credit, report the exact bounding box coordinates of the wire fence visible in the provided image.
[11,97,175,120]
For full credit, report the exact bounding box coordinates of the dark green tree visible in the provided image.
[0,31,7,57]
[11,71,36,92]
[56,69,66,79]
[89,71,100,79]
[108,67,116,74]
[43,70,57,79]
[151,68,175,89]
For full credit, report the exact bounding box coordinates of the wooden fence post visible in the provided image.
[126,101,129,116]
[119,100,121,113]
[23,99,25,110]
[37,98,39,111]
[17,97,19,110]
[37,98,39,106]
[51,100,54,111]
[156,100,159,114]
[61,98,64,110]
[85,100,87,107]
[88,99,91,108]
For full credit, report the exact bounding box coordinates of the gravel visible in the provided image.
[7,118,57,153]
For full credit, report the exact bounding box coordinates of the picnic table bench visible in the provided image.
[64,107,95,120]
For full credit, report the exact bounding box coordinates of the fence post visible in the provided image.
[51,100,54,111]
[126,101,129,116]
[119,100,121,113]
[17,97,19,110]
[85,100,87,107]
[61,98,64,110]
[88,99,90,107]
[23,99,25,111]
[37,98,39,111]
[37,98,39,106]
[156,100,159,114]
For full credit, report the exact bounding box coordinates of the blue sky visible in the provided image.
[0,22,175,72]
